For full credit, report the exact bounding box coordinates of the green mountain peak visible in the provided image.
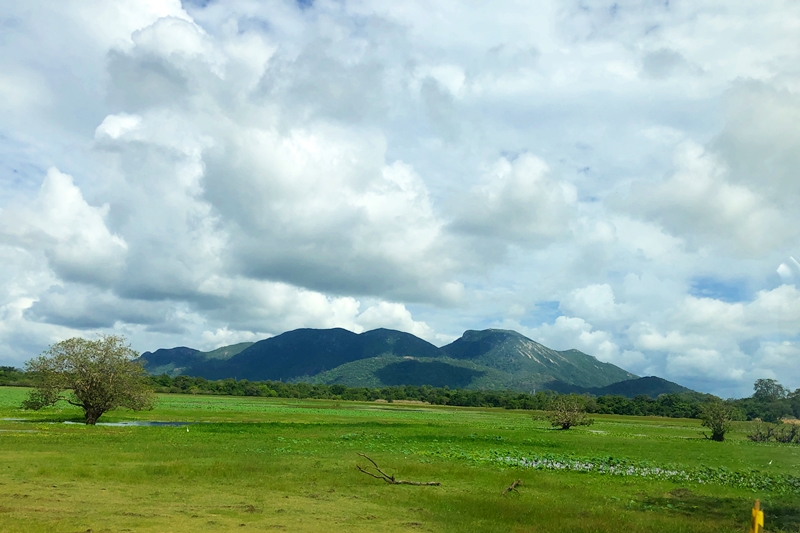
[140,327,640,392]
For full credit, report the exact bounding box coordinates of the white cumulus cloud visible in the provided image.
[0,0,799,397]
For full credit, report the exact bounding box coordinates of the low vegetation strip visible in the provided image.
[5,364,799,423]
[421,448,800,495]
[133,375,800,422]
[144,376,739,420]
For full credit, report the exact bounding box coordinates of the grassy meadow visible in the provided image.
[0,387,798,532]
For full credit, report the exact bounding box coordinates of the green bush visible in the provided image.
[699,400,734,441]
[547,395,594,430]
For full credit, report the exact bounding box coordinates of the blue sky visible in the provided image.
[1,0,800,397]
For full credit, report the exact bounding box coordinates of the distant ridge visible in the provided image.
[141,343,253,377]
[441,329,635,389]
[545,376,692,399]
[138,327,657,393]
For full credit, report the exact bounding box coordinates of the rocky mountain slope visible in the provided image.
[139,327,646,393]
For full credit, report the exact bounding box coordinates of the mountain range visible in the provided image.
[139,327,689,398]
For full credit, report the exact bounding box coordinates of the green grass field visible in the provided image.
[0,387,798,532]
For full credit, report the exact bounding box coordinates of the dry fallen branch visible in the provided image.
[502,479,523,496]
[356,453,441,486]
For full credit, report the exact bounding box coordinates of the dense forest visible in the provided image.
[2,366,797,422]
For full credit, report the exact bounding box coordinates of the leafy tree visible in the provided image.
[753,378,788,402]
[22,336,155,425]
[699,400,734,441]
[791,389,800,419]
[733,379,795,422]
[547,395,594,430]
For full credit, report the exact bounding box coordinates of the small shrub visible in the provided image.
[774,423,800,443]
[749,421,800,444]
[547,395,594,430]
[699,400,734,442]
[747,422,774,442]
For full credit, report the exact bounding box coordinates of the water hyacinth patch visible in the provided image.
[421,448,800,495]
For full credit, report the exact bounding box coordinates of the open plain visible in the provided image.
[0,387,798,533]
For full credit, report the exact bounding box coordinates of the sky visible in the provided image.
[1,0,799,398]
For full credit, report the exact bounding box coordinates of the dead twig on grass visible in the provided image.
[356,453,440,486]
[502,479,522,496]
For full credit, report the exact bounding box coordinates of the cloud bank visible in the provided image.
[1,0,799,396]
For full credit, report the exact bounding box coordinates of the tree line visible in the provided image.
[0,366,34,387]
[145,374,800,422]
[6,345,798,423]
